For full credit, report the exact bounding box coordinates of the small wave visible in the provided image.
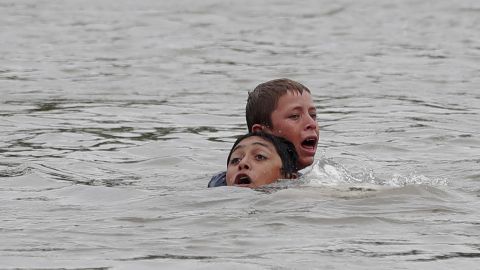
[301,158,448,188]
[0,162,32,177]
[252,158,449,198]
[118,254,216,261]
[411,252,480,262]
[34,163,141,187]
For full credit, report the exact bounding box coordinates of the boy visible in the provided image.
[209,78,319,187]
[226,132,298,188]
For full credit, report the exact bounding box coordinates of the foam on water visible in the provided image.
[256,156,452,200]
[302,158,449,188]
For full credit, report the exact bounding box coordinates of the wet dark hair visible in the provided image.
[246,78,311,132]
[226,132,298,179]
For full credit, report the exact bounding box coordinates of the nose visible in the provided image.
[238,157,250,170]
[304,114,318,131]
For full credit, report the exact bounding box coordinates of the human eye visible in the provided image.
[255,154,267,161]
[229,157,241,165]
[288,114,300,120]
[309,111,317,120]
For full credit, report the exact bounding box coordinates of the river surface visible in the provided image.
[1,0,479,269]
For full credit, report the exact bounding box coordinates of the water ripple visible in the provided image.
[0,163,32,177]
[118,254,216,261]
[412,252,480,262]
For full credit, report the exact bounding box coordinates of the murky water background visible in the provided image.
[1,0,479,269]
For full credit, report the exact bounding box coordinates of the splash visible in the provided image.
[385,173,449,187]
[301,158,448,187]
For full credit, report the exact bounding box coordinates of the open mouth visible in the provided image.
[301,137,318,149]
[235,174,252,185]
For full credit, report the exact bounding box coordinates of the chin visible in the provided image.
[298,157,314,169]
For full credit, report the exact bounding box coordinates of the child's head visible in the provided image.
[245,78,319,170]
[226,132,298,188]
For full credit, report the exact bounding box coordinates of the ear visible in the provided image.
[251,124,265,132]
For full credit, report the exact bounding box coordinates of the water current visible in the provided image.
[1,0,479,269]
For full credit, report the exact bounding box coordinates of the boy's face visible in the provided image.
[259,91,319,169]
[226,136,283,188]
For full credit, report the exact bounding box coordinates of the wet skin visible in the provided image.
[253,91,319,170]
[226,136,284,188]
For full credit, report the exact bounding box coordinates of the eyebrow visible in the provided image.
[232,141,272,153]
[284,105,316,112]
